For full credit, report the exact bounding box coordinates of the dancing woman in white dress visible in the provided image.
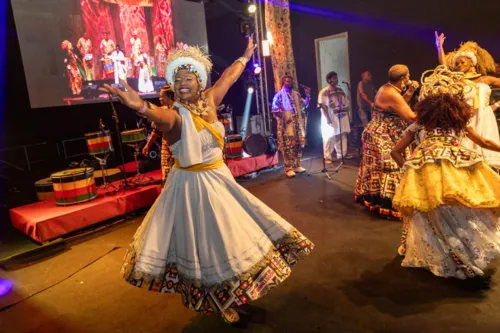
[101,39,313,325]
[435,32,500,169]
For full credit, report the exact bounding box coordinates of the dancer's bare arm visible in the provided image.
[391,131,414,168]
[207,38,256,106]
[466,127,500,152]
[100,79,177,132]
[480,76,500,87]
[435,31,447,66]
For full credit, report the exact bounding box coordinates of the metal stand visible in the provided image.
[127,143,155,186]
[93,152,117,191]
[108,94,133,190]
[333,109,348,173]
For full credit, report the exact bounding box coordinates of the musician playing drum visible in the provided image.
[100,31,116,80]
[142,84,175,186]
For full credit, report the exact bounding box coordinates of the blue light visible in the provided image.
[0,279,13,297]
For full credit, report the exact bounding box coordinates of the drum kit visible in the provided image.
[34,114,156,206]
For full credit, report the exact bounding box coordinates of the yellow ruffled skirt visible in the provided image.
[394,160,500,279]
[394,161,500,215]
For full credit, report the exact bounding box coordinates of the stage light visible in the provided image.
[245,79,257,94]
[262,40,270,56]
[239,18,255,38]
[241,79,257,138]
[266,31,274,45]
[253,63,262,75]
[248,4,257,13]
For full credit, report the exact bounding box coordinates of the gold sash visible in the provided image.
[173,158,224,171]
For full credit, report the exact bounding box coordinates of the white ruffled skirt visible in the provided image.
[399,206,500,279]
[121,164,313,314]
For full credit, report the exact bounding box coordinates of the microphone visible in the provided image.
[299,83,310,89]
[342,80,350,85]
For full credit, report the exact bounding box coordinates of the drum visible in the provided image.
[84,130,114,155]
[51,168,97,206]
[225,134,243,159]
[243,134,268,157]
[121,128,147,144]
[218,113,233,133]
[34,178,55,201]
[94,168,122,186]
[102,58,114,74]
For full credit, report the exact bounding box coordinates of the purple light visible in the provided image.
[0,279,14,297]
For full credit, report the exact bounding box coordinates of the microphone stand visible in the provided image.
[319,106,332,180]
[333,107,346,173]
[108,94,133,190]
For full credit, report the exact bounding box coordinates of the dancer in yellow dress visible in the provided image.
[391,66,500,279]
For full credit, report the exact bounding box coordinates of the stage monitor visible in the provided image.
[11,0,209,108]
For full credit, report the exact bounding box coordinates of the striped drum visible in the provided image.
[34,177,55,201]
[51,168,97,206]
[121,128,146,144]
[226,134,243,159]
[84,130,114,155]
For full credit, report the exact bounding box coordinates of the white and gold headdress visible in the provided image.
[165,46,213,90]
[418,65,472,101]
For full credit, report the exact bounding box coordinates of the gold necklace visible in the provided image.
[176,98,208,116]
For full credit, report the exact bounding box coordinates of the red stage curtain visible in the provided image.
[119,5,150,56]
[103,0,153,6]
[264,0,299,92]
[80,0,118,79]
[152,0,174,51]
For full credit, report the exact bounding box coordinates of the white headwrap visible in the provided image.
[453,51,478,66]
[165,46,212,90]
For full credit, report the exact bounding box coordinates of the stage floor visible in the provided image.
[3,156,499,333]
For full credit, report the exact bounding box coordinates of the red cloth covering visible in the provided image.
[227,153,279,178]
[10,170,162,244]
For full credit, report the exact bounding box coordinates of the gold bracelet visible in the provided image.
[234,57,249,66]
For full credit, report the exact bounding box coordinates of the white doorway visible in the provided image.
[314,32,352,114]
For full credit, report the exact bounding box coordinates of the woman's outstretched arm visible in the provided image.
[206,38,256,106]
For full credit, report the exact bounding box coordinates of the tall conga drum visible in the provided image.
[51,168,97,206]
[102,58,114,75]
[226,134,243,159]
[84,130,114,155]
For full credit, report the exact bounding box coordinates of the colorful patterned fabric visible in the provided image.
[272,89,307,170]
[265,0,299,92]
[403,127,483,170]
[354,107,409,219]
[64,51,82,95]
[160,138,174,186]
[394,127,500,279]
[121,229,313,314]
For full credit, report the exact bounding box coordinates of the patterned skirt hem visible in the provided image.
[354,194,401,219]
[120,229,314,314]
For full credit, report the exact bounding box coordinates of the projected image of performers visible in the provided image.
[60,0,174,104]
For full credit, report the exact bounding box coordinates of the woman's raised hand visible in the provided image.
[99,79,144,111]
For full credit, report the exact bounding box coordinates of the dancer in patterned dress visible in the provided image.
[61,40,82,95]
[392,66,500,279]
[101,38,313,325]
[354,65,419,219]
[142,84,175,186]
